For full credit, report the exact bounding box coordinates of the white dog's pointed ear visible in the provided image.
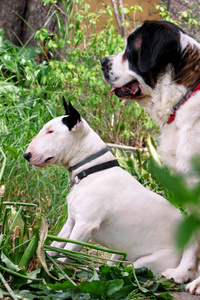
[63,96,69,115]
[62,99,81,131]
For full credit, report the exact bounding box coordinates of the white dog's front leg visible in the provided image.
[48,217,75,256]
[107,254,123,266]
[58,221,93,262]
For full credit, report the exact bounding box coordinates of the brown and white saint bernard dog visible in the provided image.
[101,20,200,294]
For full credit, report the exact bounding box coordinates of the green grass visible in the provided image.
[1,91,69,234]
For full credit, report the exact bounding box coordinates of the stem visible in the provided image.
[47,235,127,257]
[3,202,38,207]
[0,265,41,281]
[131,264,149,293]
[111,0,121,31]
[46,253,77,286]
[45,244,99,262]
[14,236,19,265]
[0,271,18,300]
[9,237,32,255]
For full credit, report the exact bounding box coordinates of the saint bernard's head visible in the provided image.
[101,20,200,102]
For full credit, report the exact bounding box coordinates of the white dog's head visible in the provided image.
[24,99,83,168]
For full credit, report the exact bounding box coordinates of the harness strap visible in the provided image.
[167,79,200,124]
[68,147,109,172]
[69,160,119,187]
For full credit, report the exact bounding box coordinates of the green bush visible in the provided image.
[157,2,200,40]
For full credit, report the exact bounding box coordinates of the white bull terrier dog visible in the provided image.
[24,98,183,274]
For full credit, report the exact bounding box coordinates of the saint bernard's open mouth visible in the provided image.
[110,80,142,99]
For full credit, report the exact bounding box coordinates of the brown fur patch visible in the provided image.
[175,45,200,87]
[134,36,142,52]
[121,51,126,62]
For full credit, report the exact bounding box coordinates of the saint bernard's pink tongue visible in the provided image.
[109,86,117,96]
[110,81,141,97]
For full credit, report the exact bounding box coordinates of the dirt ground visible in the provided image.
[170,292,200,299]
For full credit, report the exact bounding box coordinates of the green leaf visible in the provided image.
[4,146,19,159]
[47,280,75,291]
[1,252,20,271]
[149,161,190,205]
[112,285,133,299]
[19,234,39,268]
[158,291,176,299]
[122,8,129,14]
[106,279,124,296]
[181,11,188,18]
[147,135,162,166]
[78,280,107,296]
[176,215,200,249]
[10,268,28,288]
[135,267,150,276]
[12,290,36,300]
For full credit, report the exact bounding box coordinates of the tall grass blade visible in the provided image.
[0,147,6,182]
[47,253,77,286]
[0,271,18,300]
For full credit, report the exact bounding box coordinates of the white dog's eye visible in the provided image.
[47,130,53,134]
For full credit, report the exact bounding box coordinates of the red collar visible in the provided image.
[167,81,200,124]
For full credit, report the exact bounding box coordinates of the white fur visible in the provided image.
[180,31,200,51]
[101,23,200,293]
[25,114,182,274]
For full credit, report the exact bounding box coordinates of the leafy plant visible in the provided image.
[0,201,182,299]
[157,2,200,40]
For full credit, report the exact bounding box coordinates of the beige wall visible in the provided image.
[87,0,160,33]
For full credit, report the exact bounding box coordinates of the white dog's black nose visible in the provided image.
[24,152,32,162]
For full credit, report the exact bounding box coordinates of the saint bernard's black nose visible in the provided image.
[24,152,32,162]
[100,57,109,67]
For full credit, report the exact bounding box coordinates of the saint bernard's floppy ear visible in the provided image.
[62,97,81,131]
[137,21,182,77]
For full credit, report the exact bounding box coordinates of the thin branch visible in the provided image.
[118,0,126,38]
[111,0,121,31]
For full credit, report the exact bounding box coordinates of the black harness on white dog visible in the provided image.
[68,147,119,187]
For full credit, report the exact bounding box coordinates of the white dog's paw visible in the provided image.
[46,250,69,263]
[58,256,68,263]
[46,250,58,256]
[186,277,200,295]
[162,267,196,284]
[46,241,67,257]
